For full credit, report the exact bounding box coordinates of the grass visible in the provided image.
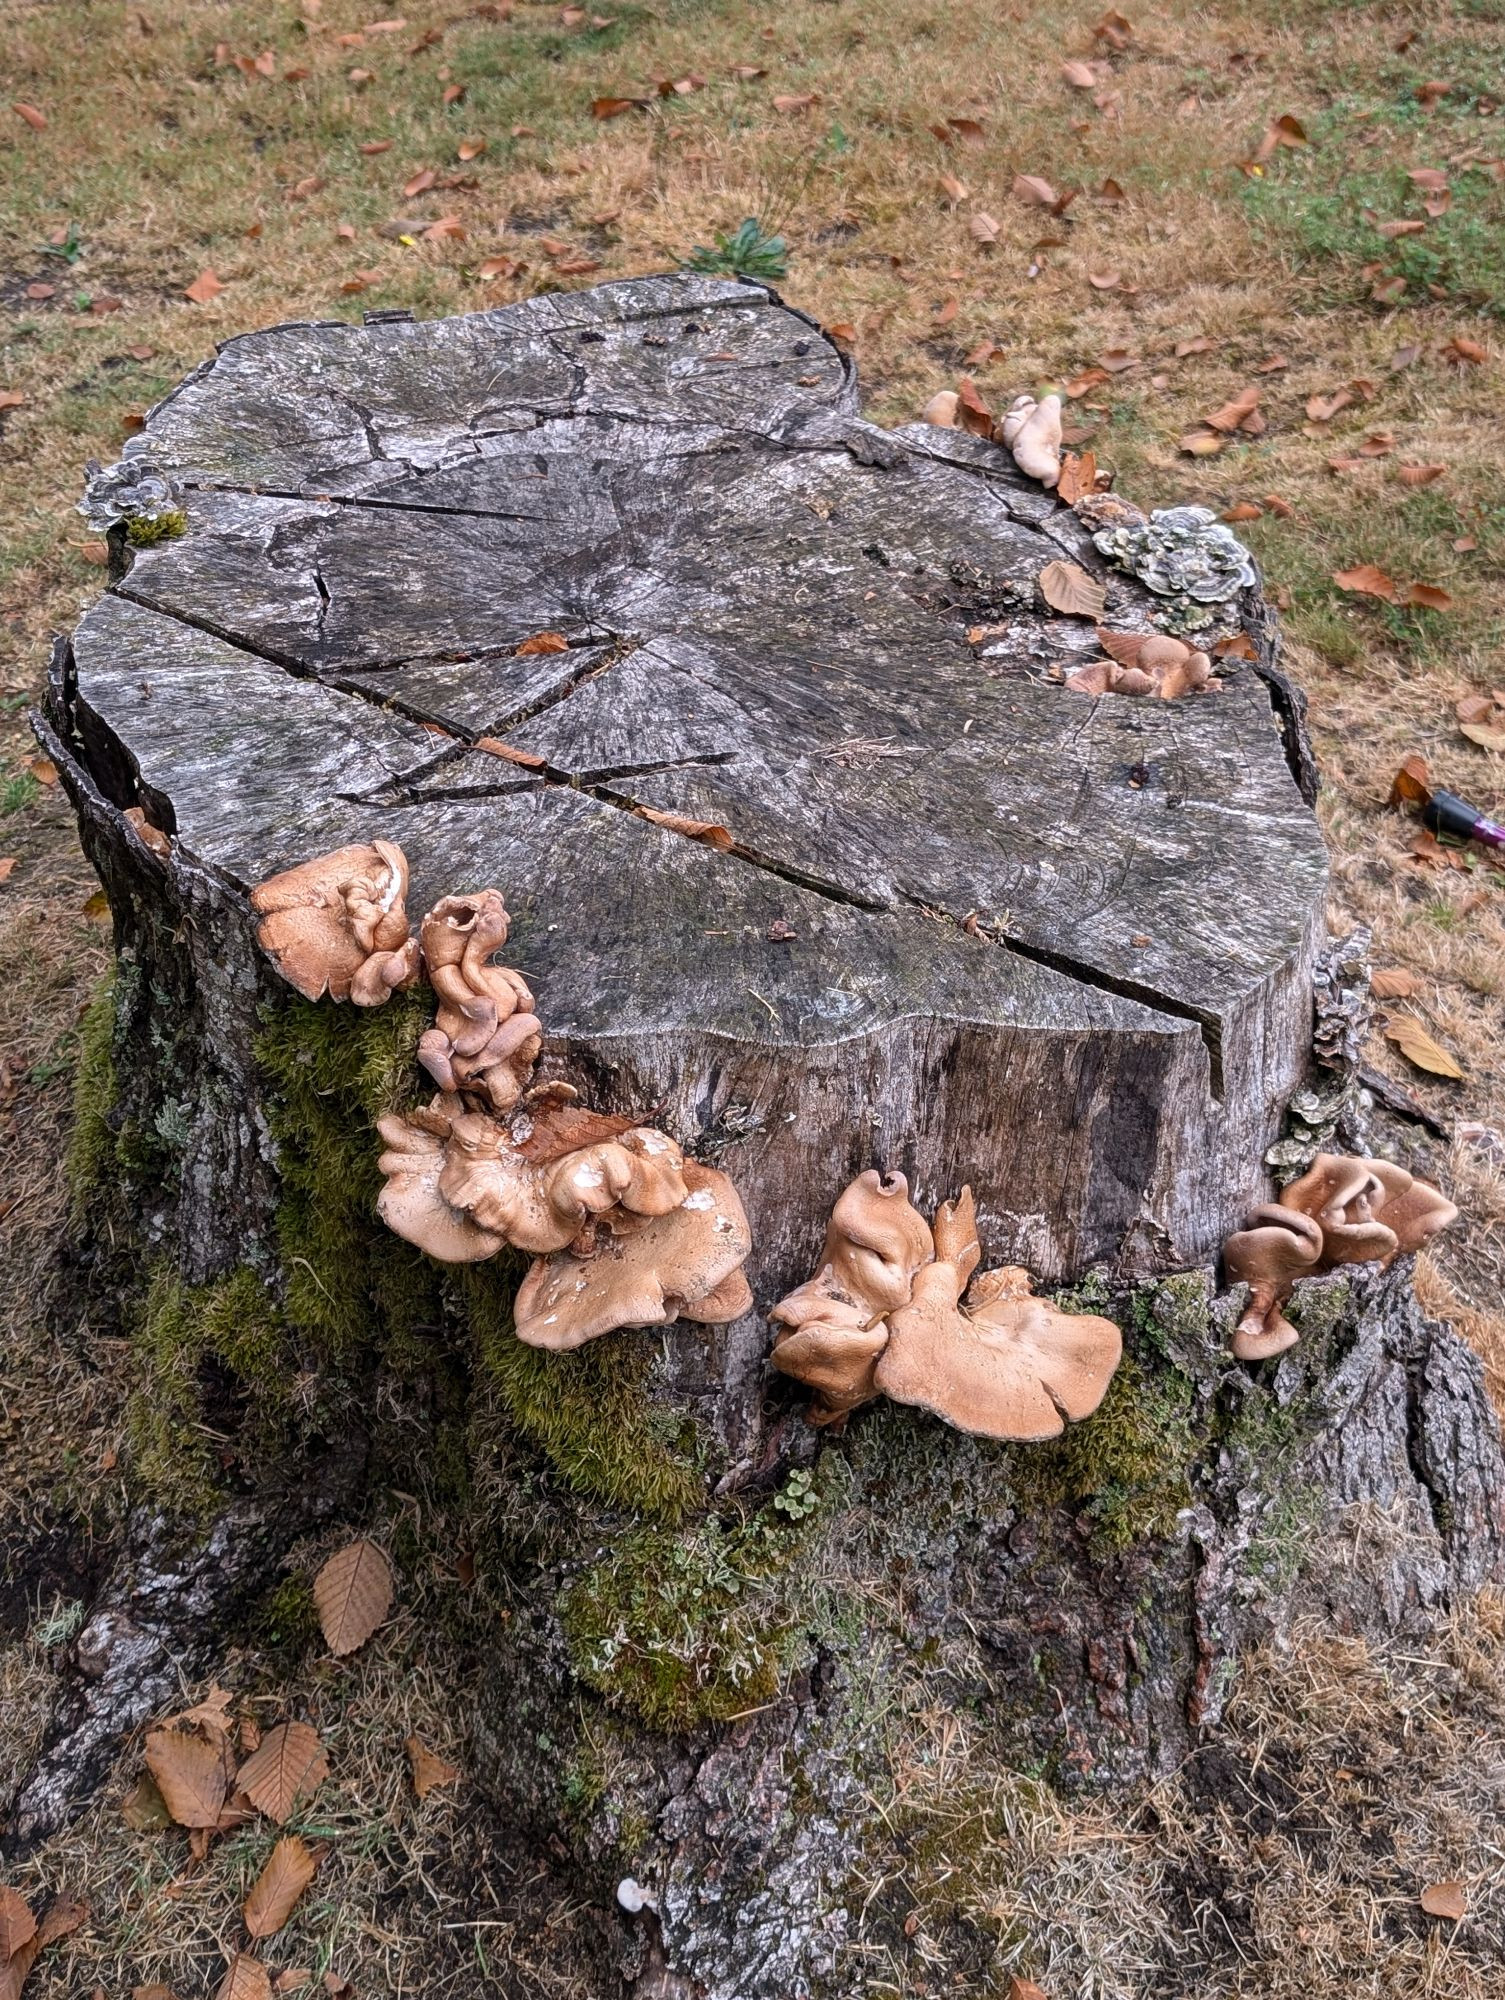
[4,0,1505,1993]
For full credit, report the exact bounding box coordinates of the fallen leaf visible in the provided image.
[1174,335,1214,358]
[937,174,969,205]
[272,1976,311,1994]
[1222,502,1263,522]
[1389,754,1432,805]
[1213,632,1257,659]
[1254,353,1289,373]
[80,540,109,565]
[423,215,465,241]
[1405,582,1452,610]
[0,1890,36,1960]
[1306,387,1353,422]
[1038,560,1106,619]
[13,102,47,131]
[184,268,223,305]
[475,737,546,768]
[313,1539,393,1656]
[1333,564,1398,601]
[1357,432,1394,456]
[82,889,110,919]
[1397,463,1445,485]
[0,390,24,412]
[237,1723,330,1824]
[1,1898,87,2000]
[946,117,987,148]
[405,1735,461,1798]
[215,1958,273,2000]
[955,375,994,437]
[1008,1979,1051,2000]
[1460,722,1505,751]
[1444,335,1485,364]
[634,806,734,850]
[1390,343,1421,371]
[1012,173,1059,207]
[1055,449,1096,505]
[969,210,1000,245]
[515,630,569,656]
[1456,695,1500,724]
[244,1837,319,1939]
[1385,1015,1463,1079]
[1415,80,1451,107]
[1095,176,1126,201]
[1409,167,1449,191]
[1203,384,1261,433]
[1421,1880,1468,1920]
[456,138,486,161]
[1061,61,1097,88]
[359,139,392,154]
[143,1726,229,1828]
[1370,968,1418,999]
[1178,430,1225,456]
[1375,218,1426,238]
[1093,9,1132,49]
[120,1772,174,1829]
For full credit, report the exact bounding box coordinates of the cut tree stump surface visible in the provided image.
[63,274,1326,1280]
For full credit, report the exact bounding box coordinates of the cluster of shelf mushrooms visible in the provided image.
[251,841,752,1351]
[769,1170,1123,1440]
[1222,1152,1457,1360]
[247,845,1458,1424]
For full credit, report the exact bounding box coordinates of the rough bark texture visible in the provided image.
[28,276,1505,1994]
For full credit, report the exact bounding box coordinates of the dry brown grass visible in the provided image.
[4,0,1505,1992]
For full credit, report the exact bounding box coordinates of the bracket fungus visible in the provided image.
[1065,629,1219,700]
[251,840,420,1005]
[1224,1151,1458,1360]
[417,892,543,1112]
[1090,503,1256,604]
[513,1159,754,1351]
[1001,393,1063,488]
[771,1173,1122,1440]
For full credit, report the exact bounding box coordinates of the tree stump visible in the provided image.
[35,276,1505,1993]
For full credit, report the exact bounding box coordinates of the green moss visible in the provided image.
[124,509,187,546]
[254,992,444,1361]
[560,1506,810,1731]
[250,1572,322,1657]
[462,1264,703,1521]
[126,1263,293,1512]
[66,971,118,1220]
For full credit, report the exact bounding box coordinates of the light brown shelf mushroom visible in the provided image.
[251,839,420,1004]
[875,1190,1122,1440]
[771,1175,1122,1440]
[416,891,544,1111]
[1065,630,1218,701]
[376,1097,508,1263]
[1224,1151,1457,1360]
[513,1160,753,1350]
[769,1171,935,1423]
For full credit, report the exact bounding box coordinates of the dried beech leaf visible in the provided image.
[1055,449,1096,505]
[184,268,223,305]
[1212,632,1258,659]
[1405,582,1452,611]
[1371,967,1418,999]
[313,1540,393,1656]
[1397,464,1446,485]
[1332,564,1398,601]
[1008,1980,1052,2000]
[237,1723,330,1824]
[1388,754,1432,805]
[0,1889,35,1961]
[634,806,735,850]
[144,1725,230,1828]
[1038,561,1106,619]
[1460,722,1505,751]
[244,1837,319,1938]
[1384,1015,1463,1079]
[1012,173,1058,207]
[215,1957,273,2000]
[1203,384,1260,433]
[515,630,569,655]
[1420,1880,1468,1920]
[120,1772,174,1830]
[968,210,1000,245]
[474,737,547,769]
[405,1735,461,1798]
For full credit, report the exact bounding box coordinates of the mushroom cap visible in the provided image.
[376,1102,506,1262]
[820,1169,935,1319]
[419,889,513,972]
[436,1112,690,1255]
[1008,394,1063,486]
[251,841,414,1003]
[1369,1163,1458,1257]
[1223,1203,1324,1290]
[873,1189,1122,1440]
[771,1302,890,1421]
[1283,1154,1398,1267]
[1000,395,1036,446]
[922,390,961,429]
[512,1160,752,1350]
[1230,1283,1302,1362]
[1064,660,1116,696]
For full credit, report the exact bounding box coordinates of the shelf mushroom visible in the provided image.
[251,839,420,1004]
[417,891,543,1112]
[1065,629,1218,700]
[771,1174,1122,1440]
[1000,394,1063,488]
[1224,1151,1457,1360]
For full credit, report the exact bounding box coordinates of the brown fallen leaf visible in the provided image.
[272,1975,311,1994]
[405,1734,461,1798]
[1213,631,1257,659]
[937,173,969,205]
[1178,430,1225,457]
[1306,387,1353,422]
[144,1724,231,1828]
[590,95,649,118]
[1385,1015,1463,1079]
[1444,335,1485,365]
[1055,449,1096,505]
[1038,560,1107,619]
[1420,1880,1468,1920]
[969,211,1000,245]
[456,138,486,161]
[215,1957,273,2000]
[1405,582,1452,611]
[634,806,734,850]
[1389,754,1432,805]
[0,1889,36,1960]
[313,1539,392,1656]
[1012,173,1059,207]
[1203,384,1261,433]
[244,1837,319,1939]
[1411,828,1470,871]
[1375,218,1426,238]
[237,1723,330,1824]
[954,375,994,437]
[515,630,569,655]
[1008,1979,1051,2000]
[184,268,223,305]
[943,116,987,147]
[1222,502,1263,522]
[1397,463,1445,485]
[475,737,547,768]
[13,102,47,131]
[1332,564,1398,601]
[133,1984,182,2000]
[1460,722,1505,751]
[1370,967,1418,999]
[120,1771,174,1829]
[1061,60,1097,88]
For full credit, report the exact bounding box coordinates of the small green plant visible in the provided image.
[684,217,789,281]
[39,221,84,264]
[772,1467,820,1520]
[2,773,41,816]
[125,509,188,547]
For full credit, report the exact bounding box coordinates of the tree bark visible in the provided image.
[30,275,1505,1992]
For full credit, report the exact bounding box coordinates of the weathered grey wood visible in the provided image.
[58,273,1324,1316]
